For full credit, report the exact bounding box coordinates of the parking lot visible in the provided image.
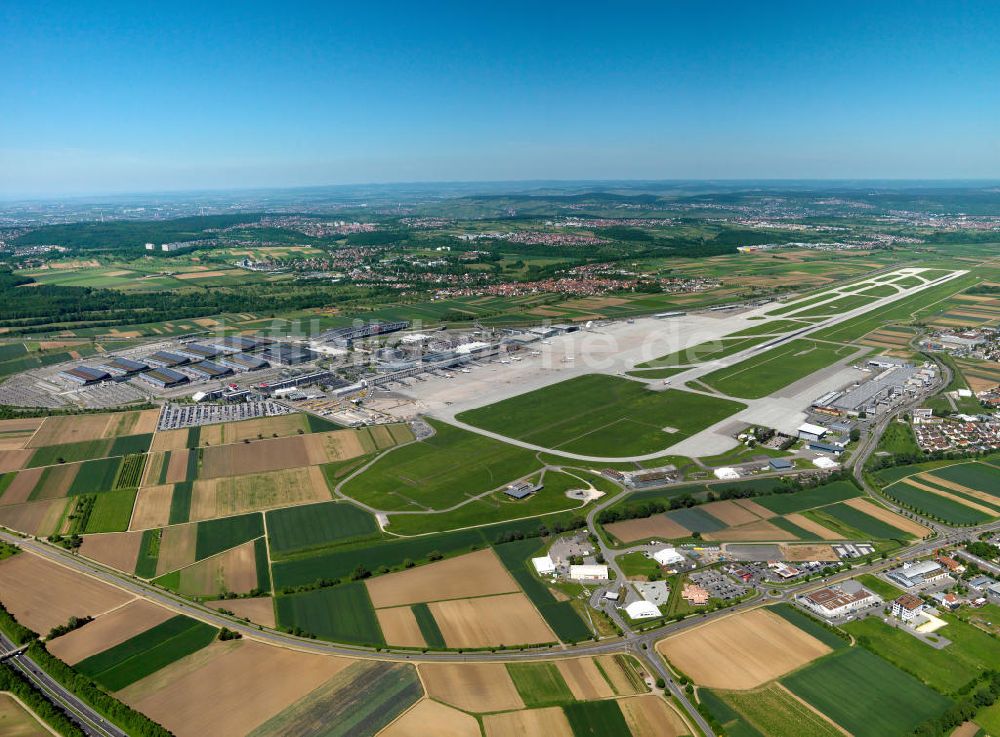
[689,569,748,601]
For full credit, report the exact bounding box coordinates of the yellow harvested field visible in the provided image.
[604,516,690,543]
[376,606,426,648]
[0,418,42,451]
[555,657,614,700]
[28,409,158,447]
[48,599,172,665]
[366,549,519,609]
[702,500,762,527]
[0,417,44,435]
[197,414,308,446]
[176,541,258,596]
[733,498,778,519]
[430,593,555,648]
[783,513,843,540]
[0,449,34,473]
[0,468,43,506]
[842,497,930,537]
[130,485,174,530]
[188,466,330,521]
[419,662,524,712]
[174,270,229,279]
[483,706,574,737]
[0,499,68,536]
[164,450,192,484]
[618,695,690,737]
[121,640,354,737]
[155,523,198,575]
[704,519,799,542]
[779,544,839,562]
[0,553,133,633]
[141,451,166,487]
[656,608,831,690]
[150,429,190,452]
[380,699,480,737]
[198,430,366,478]
[205,597,275,628]
[79,530,144,573]
[596,654,646,696]
[0,692,51,737]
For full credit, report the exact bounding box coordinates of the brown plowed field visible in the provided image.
[380,699,480,737]
[429,593,555,648]
[120,640,354,737]
[79,530,145,573]
[198,415,308,446]
[483,707,574,737]
[0,499,68,536]
[779,543,839,562]
[656,608,830,690]
[0,553,133,633]
[155,523,198,575]
[419,663,523,712]
[733,499,777,519]
[704,519,799,542]
[198,431,365,478]
[0,450,35,473]
[176,540,258,596]
[164,450,191,484]
[604,515,691,543]
[130,485,174,530]
[48,599,172,665]
[702,500,762,527]
[205,597,275,628]
[150,429,189,452]
[783,513,843,540]
[366,549,519,609]
[188,466,330,521]
[32,463,79,500]
[618,695,690,737]
[28,409,157,447]
[376,607,426,648]
[843,497,930,537]
[0,468,43,506]
[556,657,614,700]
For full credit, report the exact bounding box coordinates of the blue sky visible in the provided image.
[2,1,999,196]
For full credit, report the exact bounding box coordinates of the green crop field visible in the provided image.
[341,419,542,511]
[782,648,951,737]
[74,615,217,691]
[411,603,444,649]
[699,340,857,399]
[275,583,383,646]
[665,506,727,533]
[265,501,380,557]
[754,481,861,515]
[820,502,912,539]
[168,481,192,524]
[195,513,264,560]
[698,689,765,737]
[722,684,844,737]
[27,439,111,467]
[843,615,1000,694]
[84,488,138,533]
[134,529,161,578]
[929,462,1000,499]
[882,481,993,525]
[113,454,146,489]
[456,374,745,456]
[67,457,122,495]
[253,537,271,593]
[506,662,574,707]
[563,700,631,737]
[633,336,769,367]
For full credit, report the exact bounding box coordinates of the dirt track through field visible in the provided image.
[366,549,519,608]
[429,592,555,648]
[48,599,172,665]
[483,707,574,737]
[380,699,480,737]
[419,663,523,712]
[79,530,145,573]
[604,515,691,543]
[656,608,830,690]
[842,497,931,537]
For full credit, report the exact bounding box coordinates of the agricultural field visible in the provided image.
[719,684,845,737]
[265,500,380,557]
[878,463,999,525]
[0,692,52,737]
[274,583,383,646]
[699,340,858,399]
[48,599,173,665]
[456,374,745,456]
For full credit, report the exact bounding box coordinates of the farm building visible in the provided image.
[262,343,316,366]
[624,600,661,619]
[98,356,148,376]
[797,423,828,442]
[219,353,269,371]
[887,560,949,589]
[139,367,190,389]
[653,547,685,567]
[891,594,925,622]
[59,366,110,385]
[532,556,556,575]
[800,581,879,619]
[186,361,233,380]
[505,480,542,499]
[569,564,609,581]
[769,457,794,471]
[146,351,190,368]
[176,343,221,361]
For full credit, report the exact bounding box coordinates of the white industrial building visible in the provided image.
[569,564,609,581]
[800,581,879,619]
[532,555,557,576]
[798,423,828,442]
[652,547,685,567]
[887,560,949,589]
[624,600,661,619]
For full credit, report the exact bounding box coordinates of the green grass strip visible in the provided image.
[254,537,271,593]
[168,481,192,525]
[411,603,444,649]
[134,528,161,578]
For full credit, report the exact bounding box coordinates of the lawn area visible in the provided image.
[856,574,904,601]
[563,700,631,737]
[722,684,844,737]
[274,583,384,646]
[977,701,1000,735]
[781,648,951,737]
[618,551,662,579]
[456,374,745,456]
[699,340,858,399]
[506,662,574,707]
[725,320,808,337]
[265,501,380,557]
[74,615,217,691]
[843,614,1000,693]
[876,421,921,457]
[341,419,542,511]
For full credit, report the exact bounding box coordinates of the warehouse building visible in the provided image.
[505,480,543,499]
[797,423,828,442]
[98,356,148,377]
[219,353,269,371]
[322,320,410,347]
[139,367,189,389]
[624,600,661,619]
[800,581,879,619]
[212,335,265,353]
[887,560,949,589]
[186,361,233,380]
[146,351,190,368]
[261,343,316,366]
[176,343,221,361]
[570,564,609,581]
[60,366,111,385]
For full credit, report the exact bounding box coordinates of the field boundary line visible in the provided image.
[152,533,265,579]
